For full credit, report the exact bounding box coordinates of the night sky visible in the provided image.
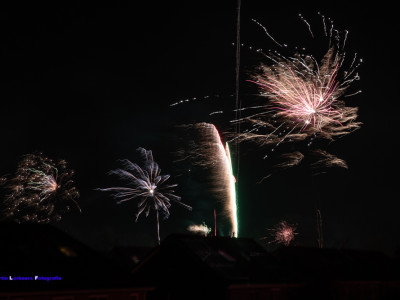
[1,1,399,255]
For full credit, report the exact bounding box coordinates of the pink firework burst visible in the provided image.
[231,15,362,174]
[267,220,298,246]
[235,47,361,146]
[251,48,360,135]
[254,53,342,131]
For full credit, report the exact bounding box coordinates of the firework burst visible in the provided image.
[265,220,298,246]
[246,48,361,138]
[97,147,191,245]
[232,15,362,172]
[0,153,80,224]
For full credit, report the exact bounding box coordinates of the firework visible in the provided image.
[176,123,238,237]
[266,220,298,246]
[0,153,80,224]
[97,147,191,245]
[187,222,212,236]
[232,15,362,172]
[246,48,361,137]
[310,149,348,169]
[225,142,238,237]
[274,151,305,170]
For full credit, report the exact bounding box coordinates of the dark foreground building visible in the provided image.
[0,222,153,299]
[132,234,400,300]
[1,223,400,299]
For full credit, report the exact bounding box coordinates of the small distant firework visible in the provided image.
[97,147,191,245]
[176,123,238,237]
[266,220,298,246]
[232,14,362,172]
[0,153,80,224]
[187,222,212,236]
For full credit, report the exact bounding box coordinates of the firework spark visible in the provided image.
[97,147,191,245]
[266,220,298,246]
[310,149,348,169]
[187,222,212,236]
[232,15,362,172]
[0,153,80,224]
[176,123,238,237]
[274,151,305,170]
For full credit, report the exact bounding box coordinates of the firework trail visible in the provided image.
[265,220,298,246]
[97,147,191,245]
[176,123,238,237]
[257,151,305,183]
[232,14,362,173]
[0,153,80,224]
[310,149,348,170]
[225,142,238,237]
[187,222,212,236]
[256,149,347,182]
[274,151,305,170]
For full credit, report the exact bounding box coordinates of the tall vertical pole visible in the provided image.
[156,210,160,246]
[316,209,323,248]
[235,0,241,175]
[234,0,242,237]
[214,208,217,236]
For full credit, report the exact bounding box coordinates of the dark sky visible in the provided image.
[1,1,399,255]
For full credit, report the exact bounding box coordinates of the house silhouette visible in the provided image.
[0,222,153,299]
[1,223,400,299]
[132,234,400,300]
